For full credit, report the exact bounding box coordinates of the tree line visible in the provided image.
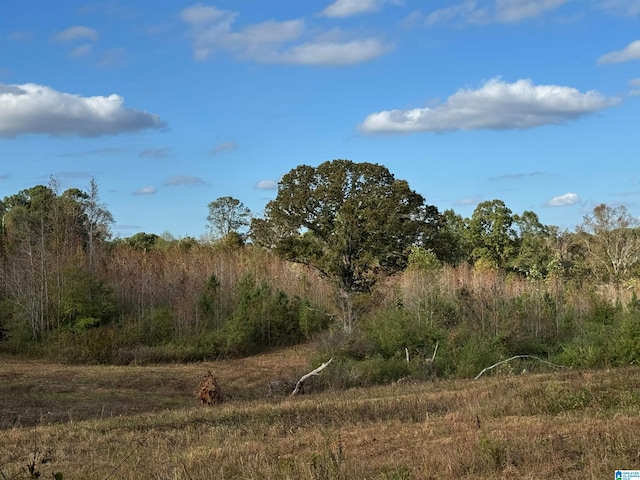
[1,161,639,375]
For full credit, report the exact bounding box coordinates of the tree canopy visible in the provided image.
[206,196,251,240]
[250,159,437,330]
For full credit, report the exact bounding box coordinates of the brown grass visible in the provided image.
[1,348,640,479]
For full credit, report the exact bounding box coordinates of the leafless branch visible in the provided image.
[290,358,333,396]
[474,355,567,380]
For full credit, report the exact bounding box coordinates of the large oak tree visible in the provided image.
[251,159,436,332]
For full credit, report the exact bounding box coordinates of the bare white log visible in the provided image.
[405,348,410,363]
[426,342,439,365]
[474,355,567,380]
[290,358,333,396]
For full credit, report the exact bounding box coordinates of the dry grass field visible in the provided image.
[1,347,640,479]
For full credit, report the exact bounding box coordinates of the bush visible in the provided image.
[218,274,329,356]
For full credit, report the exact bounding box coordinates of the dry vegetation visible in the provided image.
[2,347,640,479]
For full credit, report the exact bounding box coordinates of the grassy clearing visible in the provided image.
[1,349,640,479]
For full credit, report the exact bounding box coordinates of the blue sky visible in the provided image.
[1,0,638,238]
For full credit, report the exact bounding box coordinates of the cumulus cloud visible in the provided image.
[0,83,166,138]
[164,175,206,186]
[598,40,640,64]
[54,26,99,42]
[359,78,619,134]
[320,0,400,18]
[255,179,278,190]
[180,4,389,66]
[277,39,389,66]
[133,186,157,195]
[630,78,640,96]
[139,147,173,158]
[209,141,237,155]
[546,192,580,206]
[417,0,568,26]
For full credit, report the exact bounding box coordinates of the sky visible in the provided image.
[1,0,639,239]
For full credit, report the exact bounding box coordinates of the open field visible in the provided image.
[2,349,640,479]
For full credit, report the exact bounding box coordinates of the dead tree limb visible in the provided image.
[426,342,438,365]
[474,355,567,380]
[290,358,333,397]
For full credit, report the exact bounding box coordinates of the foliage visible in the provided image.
[406,246,442,272]
[206,196,251,240]
[468,199,518,270]
[1,174,640,379]
[220,274,327,356]
[251,159,434,332]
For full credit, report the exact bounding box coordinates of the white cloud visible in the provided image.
[546,192,580,206]
[180,4,232,24]
[255,179,278,190]
[423,1,478,26]
[630,78,640,96]
[133,186,157,195]
[494,0,568,22]
[210,141,237,155]
[164,175,206,186]
[598,40,640,64]
[419,0,568,26]
[359,78,619,134]
[277,39,389,66]
[320,0,400,18]
[598,0,640,17]
[0,83,166,138]
[54,26,99,42]
[181,4,389,66]
[69,44,93,58]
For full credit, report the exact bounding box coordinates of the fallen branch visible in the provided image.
[474,355,567,380]
[426,342,438,365]
[290,358,333,397]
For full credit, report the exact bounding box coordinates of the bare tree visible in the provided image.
[577,203,640,282]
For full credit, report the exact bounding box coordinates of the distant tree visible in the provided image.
[250,159,433,332]
[467,200,518,270]
[511,211,555,278]
[433,209,472,266]
[206,196,251,240]
[577,203,640,282]
[83,178,114,272]
[126,232,161,251]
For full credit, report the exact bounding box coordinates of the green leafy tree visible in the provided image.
[206,196,251,240]
[125,232,161,251]
[577,203,640,282]
[433,209,472,266]
[467,200,518,270]
[0,179,114,338]
[250,159,432,332]
[511,211,555,278]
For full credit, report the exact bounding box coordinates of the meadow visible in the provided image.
[2,346,640,479]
